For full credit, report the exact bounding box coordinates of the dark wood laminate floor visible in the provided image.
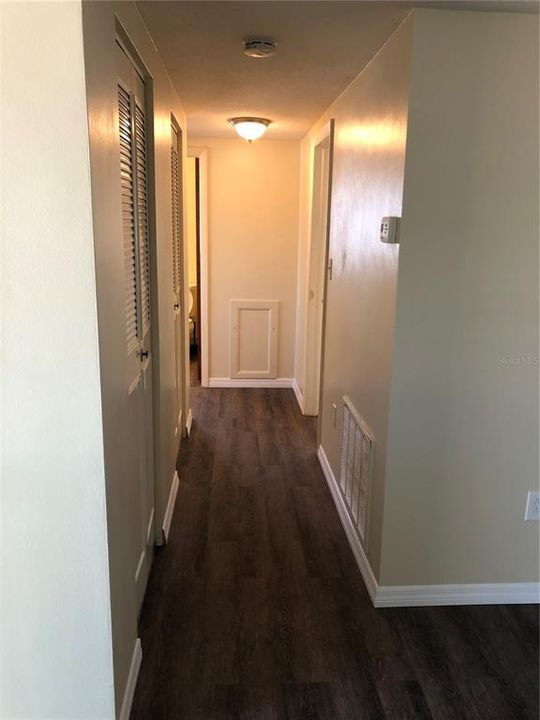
[131,388,539,720]
[190,352,200,388]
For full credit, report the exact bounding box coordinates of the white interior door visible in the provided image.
[171,121,185,436]
[313,142,329,401]
[116,42,155,611]
[305,129,333,416]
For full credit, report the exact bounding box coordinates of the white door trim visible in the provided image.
[303,120,334,418]
[119,638,142,720]
[188,147,209,388]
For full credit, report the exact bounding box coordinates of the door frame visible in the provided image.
[187,147,209,388]
[170,114,188,440]
[303,120,335,421]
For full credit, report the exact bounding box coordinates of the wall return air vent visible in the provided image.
[339,396,374,545]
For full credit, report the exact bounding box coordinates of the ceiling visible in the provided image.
[137,1,538,140]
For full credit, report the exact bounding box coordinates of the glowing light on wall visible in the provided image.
[340,121,405,150]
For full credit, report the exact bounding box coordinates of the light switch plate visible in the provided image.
[380,216,400,244]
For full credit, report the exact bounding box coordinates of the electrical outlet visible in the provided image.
[524,491,540,521]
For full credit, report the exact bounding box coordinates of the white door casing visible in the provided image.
[187,148,209,388]
[304,121,334,418]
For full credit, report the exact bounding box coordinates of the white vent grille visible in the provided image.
[339,395,374,544]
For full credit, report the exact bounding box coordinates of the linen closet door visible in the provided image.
[116,41,155,611]
[171,122,184,435]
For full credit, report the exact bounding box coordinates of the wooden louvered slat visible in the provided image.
[171,146,178,293]
[171,127,183,297]
[177,152,183,295]
[134,101,151,335]
[118,83,139,354]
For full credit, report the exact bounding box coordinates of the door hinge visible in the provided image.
[328,258,333,280]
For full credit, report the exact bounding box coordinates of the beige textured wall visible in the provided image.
[186,156,198,286]
[82,1,188,712]
[381,9,539,586]
[0,2,114,715]
[296,18,414,576]
[199,138,300,380]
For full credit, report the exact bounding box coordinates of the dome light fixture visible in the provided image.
[228,117,271,142]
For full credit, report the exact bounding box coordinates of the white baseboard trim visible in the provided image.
[209,377,293,388]
[186,408,193,437]
[119,638,142,720]
[162,470,179,543]
[317,445,378,603]
[317,444,540,608]
[134,550,145,585]
[292,378,305,413]
[375,582,540,607]
[146,507,155,544]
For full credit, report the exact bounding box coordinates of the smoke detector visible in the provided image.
[242,38,277,58]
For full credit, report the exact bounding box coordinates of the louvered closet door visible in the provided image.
[171,124,182,300]
[171,122,184,433]
[135,97,151,342]
[118,78,141,392]
[116,42,155,612]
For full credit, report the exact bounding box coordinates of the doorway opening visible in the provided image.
[186,156,201,386]
[304,120,334,428]
[186,148,209,388]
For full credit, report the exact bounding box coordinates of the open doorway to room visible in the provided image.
[304,121,334,429]
[186,155,200,387]
[186,148,208,388]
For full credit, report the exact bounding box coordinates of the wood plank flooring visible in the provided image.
[131,387,539,719]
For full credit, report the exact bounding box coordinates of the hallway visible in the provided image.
[131,388,539,720]
[3,3,539,716]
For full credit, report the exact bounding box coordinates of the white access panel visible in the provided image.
[229,300,279,379]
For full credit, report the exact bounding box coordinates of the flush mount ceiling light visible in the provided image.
[242,38,277,58]
[228,117,272,142]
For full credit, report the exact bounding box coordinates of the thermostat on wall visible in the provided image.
[380,216,400,244]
